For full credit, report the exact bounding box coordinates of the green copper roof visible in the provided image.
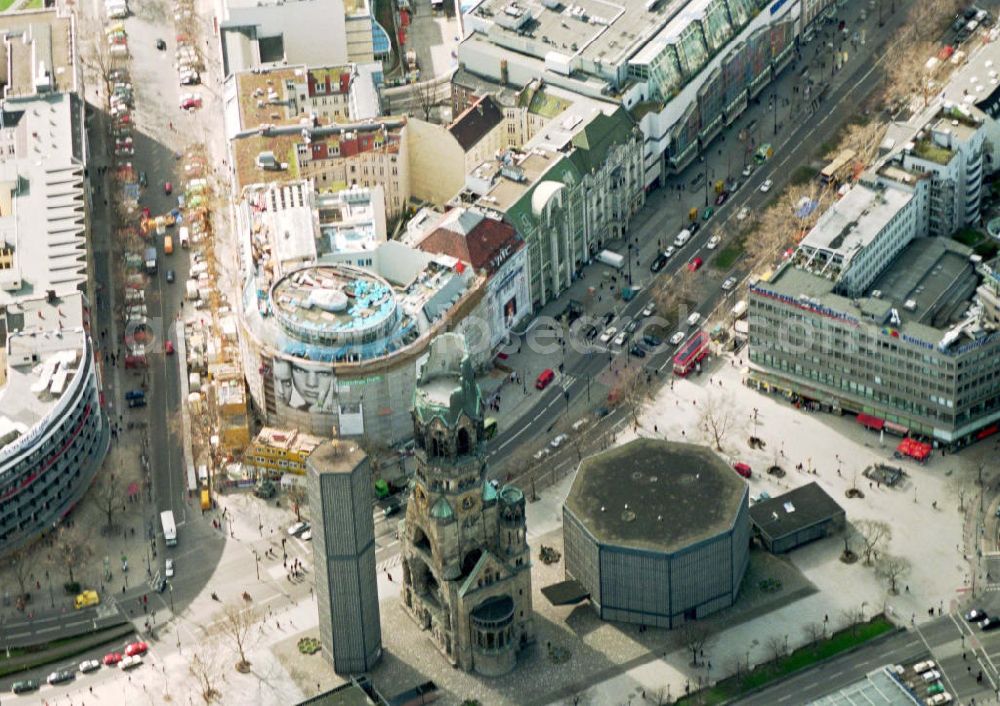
[430,497,454,521]
[568,108,636,174]
[482,481,498,503]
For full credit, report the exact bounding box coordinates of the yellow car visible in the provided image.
[74,590,100,610]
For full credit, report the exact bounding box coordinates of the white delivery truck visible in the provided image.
[597,249,625,269]
[178,226,190,248]
[731,300,748,319]
[674,229,692,248]
[160,510,177,547]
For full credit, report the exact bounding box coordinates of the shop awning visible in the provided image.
[884,420,909,435]
[541,580,590,606]
[856,413,884,430]
[896,438,932,461]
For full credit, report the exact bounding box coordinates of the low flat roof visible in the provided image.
[749,482,844,543]
[799,184,912,261]
[306,440,367,474]
[807,666,919,706]
[565,438,746,554]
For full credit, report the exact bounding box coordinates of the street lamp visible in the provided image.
[252,549,261,581]
[46,569,53,608]
[626,243,633,286]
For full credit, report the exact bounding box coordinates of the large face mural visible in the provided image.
[271,358,337,413]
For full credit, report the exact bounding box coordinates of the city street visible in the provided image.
[485,0,914,476]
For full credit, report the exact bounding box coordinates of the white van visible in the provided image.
[673,229,692,248]
[178,226,190,248]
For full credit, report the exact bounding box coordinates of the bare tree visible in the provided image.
[841,605,865,636]
[607,363,647,430]
[648,687,668,706]
[52,526,92,586]
[764,634,786,664]
[219,603,258,672]
[802,621,824,645]
[876,555,911,595]
[699,393,735,452]
[93,470,123,535]
[188,647,223,704]
[948,473,972,512]
[286,484,308,523]
[8,546,33,601]
[853,519,892,566]
[677,621,713,667]
[411,81,439,122]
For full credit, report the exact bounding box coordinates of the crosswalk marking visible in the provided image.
[377,554,401,573]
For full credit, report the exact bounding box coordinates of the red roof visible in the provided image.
[418,215,522,275]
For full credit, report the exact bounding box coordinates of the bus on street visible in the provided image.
[820,149,856,185]
[160,510,177,546]
[673,330,710,376]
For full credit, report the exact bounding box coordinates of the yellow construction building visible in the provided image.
[244,427,323,478]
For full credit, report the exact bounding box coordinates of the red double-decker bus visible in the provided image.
[673,330,710,376]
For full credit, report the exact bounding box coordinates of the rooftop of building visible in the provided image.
[294,676,386,706]
[0,92,87,307]
[306,439,367,474]
[798,182,913,263]
[254,426,324,452]
[231,118,405,190]
[0,9,75,99]
[233,64,379,131]
[467,0,688,70]
[460,102,630,214]
[221,0,366,75]
[807,667,917,706]
[749,482,844,542]
[565,438,747,554]
[763,237,982,348]
[0,292,87,452]
[270,265,398,336]
[449,94,505,151]
[413,332,481,427]
[405,207,524,276]
[940,35,1000,119]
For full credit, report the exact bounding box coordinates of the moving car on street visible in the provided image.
[760,178,773,193]
[706,235,721,249]
[721,276,738,291]
[599,326,617,343]
[687,257,703,272]
[737,206,750,221]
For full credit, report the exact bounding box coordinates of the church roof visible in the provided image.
[430,496,454,521]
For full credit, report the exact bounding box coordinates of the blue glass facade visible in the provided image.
[0,339,110,551]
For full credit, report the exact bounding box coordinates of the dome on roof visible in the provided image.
[430,496,455,521]
[531,180,564,217]
[482,480,498,504]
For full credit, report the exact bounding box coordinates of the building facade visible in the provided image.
[399,334,533,676]
[0,10,110,555]
[307,440,382,674]
[244,427,323,477]
[563,439,750,628]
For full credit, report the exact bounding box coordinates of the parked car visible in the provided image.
[688,222,700,235]
[178,93,202,110]
[532,447,550,460]
[650,253,668,272]
[732,462,752,478]
[254,479,277,499]
[599,326,617,343]
[927,682,946,695]
[670,331,686,345]
[663,246,676,258]
[721,276,738,291]
[706,235,721,249]
[125,641,148,657]
[641,302,655,318]
[79,659,101,673]
[121,655,143,671]
[165,559,174,578]
[166,269,175,283]
[702,207,714,220]
[11,680,39,694]
[913,660,937,673]
[760,178,773,193]
[922,669,942,682]
[550,434,568,449]
[287,521,309,537]
[926,694,953,705]
[47,670,74,685]
[301,530,313,541]
[139,171,147,187]
[714,191,728,206]
[982,618,1000,631]
[642,334,662,347]
[625,320,639,334]
[103,652,123,666]
[687,257,703,272]
[741,164,754,177]
[629,344,647,358]
[737,206,750,221]
[535,368,555,390]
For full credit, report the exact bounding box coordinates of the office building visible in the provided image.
[400,333,533,676]
[454,0,797,185]
[307,440,382,674]
[243,427,324,478]
[235,182,486,443]
[562,439,749,628]
[0,10,110,554]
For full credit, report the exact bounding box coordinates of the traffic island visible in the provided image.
[674,615,897,705]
